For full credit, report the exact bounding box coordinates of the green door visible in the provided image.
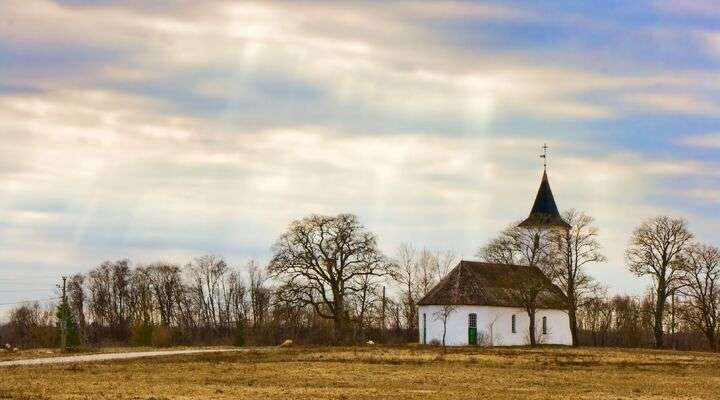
[468,313,477,345]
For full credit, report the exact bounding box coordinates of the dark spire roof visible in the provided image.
[518,169,571,229]
[416,260,568,308]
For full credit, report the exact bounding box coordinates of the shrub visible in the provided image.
[131,322,153,346]
[151,325,173,347]
[233,323,245,347]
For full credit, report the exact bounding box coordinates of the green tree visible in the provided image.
[57,277,80,349]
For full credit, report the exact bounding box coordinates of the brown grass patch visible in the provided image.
[1,346,719,399]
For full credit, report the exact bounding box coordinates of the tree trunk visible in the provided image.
[568,306,579,347]
[566,284,579,347]
[654,285,666,349]
[528,309,536,346]
[442,319,447,349]
[333,293,346,344]
[705,329,717,352]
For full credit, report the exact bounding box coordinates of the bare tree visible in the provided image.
[504,271,548,346]
[8,302,55,348]
[417,249,438,296]
[147,262,182,327]
[432,304,457,349]
[87,259,132,340]
[486,314,500,346]
[477,222,554,268]
[67,274,86,341]
[248,261,271,330]
[677,244,720,351]
[626,216,693,348]
[434,250,457,281]
[549,209,606,346]
[187,255,229,331]
[128,266,154,325]
[393,243,419,333]
[269,214,394,343]
[347,272,382,340]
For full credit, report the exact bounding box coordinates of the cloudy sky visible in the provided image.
[2,0,720,310]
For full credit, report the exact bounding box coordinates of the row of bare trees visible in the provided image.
[1,212,718,351]
[1,215,453,347]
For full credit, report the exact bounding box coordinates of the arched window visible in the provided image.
[542,316,548,335]
[511,314,516,333]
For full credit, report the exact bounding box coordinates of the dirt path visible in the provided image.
[0,348,243,367]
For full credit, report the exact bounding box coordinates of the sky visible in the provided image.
[1,0,720,312]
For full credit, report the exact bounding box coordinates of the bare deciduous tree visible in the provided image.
[269,214,394,343]
[417,249,439,296]
[432,304,457,349]
[549,209,606,346]
[677,244,720,351]
[393,243,419,333]
[67,274,86,340]
[248,260,271,329]
[187,255,229,331]
[147,262,182,327]
[434,250,457,281]
[503,270,548,346]
[477,222,554,269]
[626,216,693,348]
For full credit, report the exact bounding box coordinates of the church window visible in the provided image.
[511,314,516,333]
[542,316,547,334]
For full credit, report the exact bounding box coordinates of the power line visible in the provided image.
[0,297,59,307]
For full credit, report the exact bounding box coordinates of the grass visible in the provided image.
[1,345,719,399]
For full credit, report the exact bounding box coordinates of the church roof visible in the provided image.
[518,170,571,229]
[417,260,568,309]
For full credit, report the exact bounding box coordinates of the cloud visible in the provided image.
[675,133,720,148]
[685,189,720,203]
[1,0,688,123]
[624,92,720,116]
[1,83,714,293]
[2,0,720,305]
[657,0,720,16]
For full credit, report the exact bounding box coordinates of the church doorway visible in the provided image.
[468,313,477,345]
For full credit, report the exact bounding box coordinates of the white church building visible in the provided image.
[417,261,573,346]
[417,160,573,346]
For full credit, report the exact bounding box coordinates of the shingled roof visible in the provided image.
[417,260,568,309]
[518,170,571,230]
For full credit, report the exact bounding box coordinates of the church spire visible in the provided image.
[518,144,571,230]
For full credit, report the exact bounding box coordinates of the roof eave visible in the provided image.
[518,214,571,230]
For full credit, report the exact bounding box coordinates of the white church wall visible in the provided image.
[417,305,572,346]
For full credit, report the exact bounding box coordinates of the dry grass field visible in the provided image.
[1,345,719,399]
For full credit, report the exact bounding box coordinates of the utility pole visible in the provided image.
[59,276,67,351]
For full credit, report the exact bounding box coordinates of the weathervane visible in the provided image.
[540,143,548,170]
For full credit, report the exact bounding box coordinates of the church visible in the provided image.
[417,156,573,346]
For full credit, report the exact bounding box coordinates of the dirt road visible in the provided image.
[0,348,242,367]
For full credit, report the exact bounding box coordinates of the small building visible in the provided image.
[417,150,572,346]
[416,260,571,346]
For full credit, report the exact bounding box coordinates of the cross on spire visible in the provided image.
[540,143,548,170]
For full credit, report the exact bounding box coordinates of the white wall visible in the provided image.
[417,305,572,346]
